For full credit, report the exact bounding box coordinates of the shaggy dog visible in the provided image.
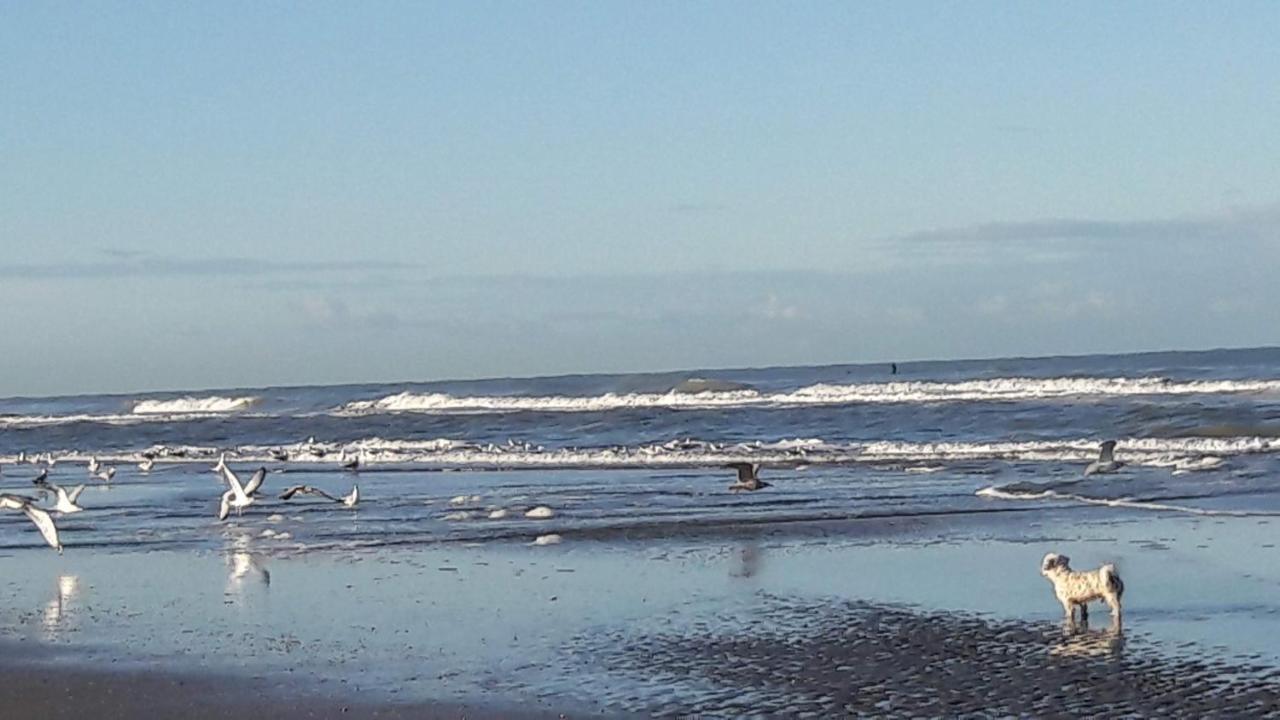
[1040,553,1124,626]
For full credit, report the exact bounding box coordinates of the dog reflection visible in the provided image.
[1050,617,1125,658]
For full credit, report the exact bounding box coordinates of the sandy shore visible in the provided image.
[3,502,1279,717]
[0,648,575,720]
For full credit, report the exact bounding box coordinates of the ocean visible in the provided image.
[4,346,1280,554]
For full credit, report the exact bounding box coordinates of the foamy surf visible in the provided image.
[132,395,258,414]
[15,434,1274,472]
[338,376,1280,415]
[977,485,1280,517]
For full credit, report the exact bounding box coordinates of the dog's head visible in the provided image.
[1041,553,1071,575]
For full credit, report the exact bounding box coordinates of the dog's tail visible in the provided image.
[1101,563,1124,599]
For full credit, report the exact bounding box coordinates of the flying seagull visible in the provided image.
[1084,440,1125,476]
[725,462,771,492]
[0,494,63,553]
[217,466,267,521]
[38,482,87,515]
[138,458,155,472]
[94,467,116,483]
[279,484,359,507]
[86,456,100,474]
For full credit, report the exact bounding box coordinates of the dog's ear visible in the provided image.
[1056,555,1070,569]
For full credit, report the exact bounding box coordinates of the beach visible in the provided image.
[4,486,1280,717]
[4,350,1280,716]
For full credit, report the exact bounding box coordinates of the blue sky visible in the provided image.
[2,2,1278,396]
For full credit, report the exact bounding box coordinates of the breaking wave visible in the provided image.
[132,395,258,414]
[19,435,1272,470]
[340,376,1280,415]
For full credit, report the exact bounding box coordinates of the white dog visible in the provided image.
[1040,553,1124,626]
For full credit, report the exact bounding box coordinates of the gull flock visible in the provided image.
[1,440,1134,554]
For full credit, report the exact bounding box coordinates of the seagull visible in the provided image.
[725,462,771,492]
[217,466,267,521]
[269,449,289,462]
[94,467,116,483]
[0,494,62,553]
[138,458,155,473]
[339,450,361,472]
[212,453,228,473]
[38,482,86,515]
[1084,441,1125,476]
[32,467,49,485]
[17,451,27,464]
[278,484,359,507]
[86,457,100,474]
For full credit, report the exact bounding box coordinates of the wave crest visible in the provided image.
[132,396,258,415]
[339,376,1280,415]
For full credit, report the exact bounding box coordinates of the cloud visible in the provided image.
[888,204,1280,247]
[0,251,419,280]
[754,291,802,320]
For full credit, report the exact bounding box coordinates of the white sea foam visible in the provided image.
[339,376,1280,415]
[24,435,1273,471]
[132,396,258,415]
[977,485,1280,517]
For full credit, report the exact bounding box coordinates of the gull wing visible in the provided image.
[344,485,359,506]
[22,504,62,552]
[67,485,87,503]
[1099,440,1117,463]
[279,485,307,500]
[218,490,232,521]
[220,466,247,500]
[725,462,756,482]
[243,468,267,497]
[0,495,27,511]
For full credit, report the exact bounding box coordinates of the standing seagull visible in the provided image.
[725,462,771,492]
[0,494,62,553]
[1084,441,1125,476]
[340,450,361,472]
[86,457,100,475]
[217,466,267,521]
[38,483,86,515]
[279,484,359,507]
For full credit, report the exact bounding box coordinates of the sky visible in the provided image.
[2,2,1279,396]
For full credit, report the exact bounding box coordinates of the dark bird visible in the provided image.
[725,462,771,492]
[279,484,359,507]
[1084,440,1125,476]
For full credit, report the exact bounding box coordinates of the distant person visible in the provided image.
[891,363,898,375]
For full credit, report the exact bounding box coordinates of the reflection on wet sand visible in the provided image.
[729,544,763,579]
[1050,618,1125,658]
[224,532,271,598]
[41,574,80,639]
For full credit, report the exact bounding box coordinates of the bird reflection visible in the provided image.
[729,543,764,579]
[41,574,80,637]
[226,551,271,592]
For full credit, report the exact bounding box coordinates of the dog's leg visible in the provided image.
[1107,596,1122,626]
[1078,602,1089,624]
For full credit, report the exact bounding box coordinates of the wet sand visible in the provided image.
[3,502,1279,717]
[569,597,1280,717]
[0,648,573,720]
